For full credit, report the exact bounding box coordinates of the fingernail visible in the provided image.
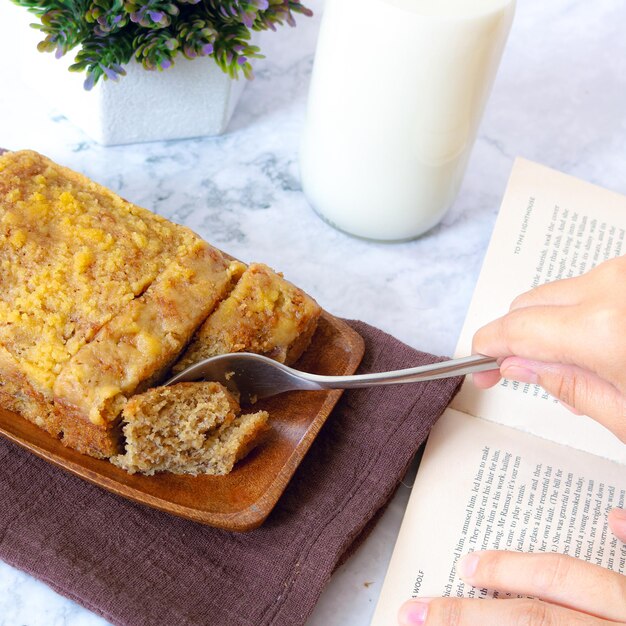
[558,400,583,415]
[398,598,433,625]
[458,552,480,580]
[609,509,626,526]
[502,365,538,385]
[611,508,626,521]
[608,509,626,540]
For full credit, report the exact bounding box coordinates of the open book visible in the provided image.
[372,158,626,623]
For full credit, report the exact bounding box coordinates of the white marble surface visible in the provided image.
[0,0,625,624]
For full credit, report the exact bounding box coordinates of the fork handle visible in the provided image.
[309,354,499,389]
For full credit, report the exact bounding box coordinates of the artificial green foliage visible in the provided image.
[177,18,218,60]
[12,0,312,89]
[85,0,129,35]
[134,28,179,70]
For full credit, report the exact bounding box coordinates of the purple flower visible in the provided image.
[83,73,96,91]
[103,66,120,80]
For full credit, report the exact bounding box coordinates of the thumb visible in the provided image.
[608,509,626,543]
[500,358,626,442]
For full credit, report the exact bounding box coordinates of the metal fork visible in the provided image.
[165,353,498,404]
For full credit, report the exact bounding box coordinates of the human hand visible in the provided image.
[472,255,626,442]
[396,258,626,625]
[470,256,626,557]
[398,546,626,625]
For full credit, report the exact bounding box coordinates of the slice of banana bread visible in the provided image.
[174,263,322,372]
[112,382,269,476]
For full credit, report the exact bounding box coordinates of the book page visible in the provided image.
[372,409,626,625]
[453,158,626,463]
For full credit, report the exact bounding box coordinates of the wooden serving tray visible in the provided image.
[0,312,364,532]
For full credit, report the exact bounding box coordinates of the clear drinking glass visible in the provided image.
[300,0,516,241]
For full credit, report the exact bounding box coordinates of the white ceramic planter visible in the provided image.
[2,3,252,145]
[29,56,249,146]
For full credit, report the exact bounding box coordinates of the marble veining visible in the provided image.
[0,0,625,623]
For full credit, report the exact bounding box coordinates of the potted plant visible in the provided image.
[7,0,312,144]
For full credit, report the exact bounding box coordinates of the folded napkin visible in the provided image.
[0,320,461,626]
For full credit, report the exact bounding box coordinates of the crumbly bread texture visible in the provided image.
[0,150,238,457]
[112,382,269,476]
[174,263,322,373]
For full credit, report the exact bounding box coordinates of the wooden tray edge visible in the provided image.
[0,313,365,531]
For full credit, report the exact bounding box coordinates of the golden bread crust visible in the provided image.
[0,151,235,457]
[0,150,199,392]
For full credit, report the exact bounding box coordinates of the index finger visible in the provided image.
[509,274,586,312]
[472,304,604,378]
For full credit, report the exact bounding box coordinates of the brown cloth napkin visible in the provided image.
[0,320,461,626]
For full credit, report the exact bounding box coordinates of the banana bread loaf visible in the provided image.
[0,150,320,473]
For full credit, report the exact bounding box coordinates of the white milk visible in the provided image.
[300,0,516,241]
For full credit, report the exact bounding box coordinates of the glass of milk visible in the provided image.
[300,0,516,241]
